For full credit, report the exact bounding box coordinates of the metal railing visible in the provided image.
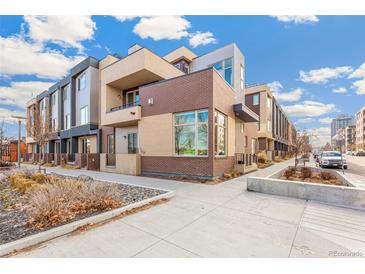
[67,153,75,163]
[109,101,139,113]
[106,153,116,166]
[235,153,257,166]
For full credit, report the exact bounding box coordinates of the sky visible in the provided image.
[0,15,365,147]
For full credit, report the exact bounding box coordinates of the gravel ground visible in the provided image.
[0,174,166,245]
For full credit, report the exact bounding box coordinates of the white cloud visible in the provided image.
[319,117,333,124]
[0,81,53,108]
[308,127,331,147]
[349,62,365,79]
[274,88,304,102]
[0,108,26,124]
[283,101,336,117]
[267,81,283,92]
[296,118,315,124]
[189,31,216,48]
[24,16,96,50]
[299,66,353,84]
[352,80,365,95]
[133,16,191,40]
[332,87,347,94]
[113,16,138,22]
[0,35,84,79]
[268,81,303,102]
[272,15,319,24]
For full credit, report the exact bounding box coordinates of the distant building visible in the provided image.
[345,125,356,153]
[330,114,353,138]
[355,106,365,151]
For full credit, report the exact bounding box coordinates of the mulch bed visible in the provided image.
[0,174,166,246]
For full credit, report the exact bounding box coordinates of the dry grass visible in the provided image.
[280,167,344,186]
[27,176,123,229]
[300,167,312,179]
[257,151,267,164]
[61,164,80,169]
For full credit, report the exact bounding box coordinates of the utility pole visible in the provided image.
[11,115,26,168]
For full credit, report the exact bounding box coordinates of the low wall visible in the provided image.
[247,166,365,210]
[100,153,141,175]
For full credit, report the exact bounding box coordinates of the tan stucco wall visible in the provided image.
[100,153,141,175]
[139,113,173,156]
[163,46,197,63]
[235,119,245,154]
[99,55,120,70]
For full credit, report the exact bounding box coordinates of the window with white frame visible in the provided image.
[80,105,89,125]
[240,64,244,90]
[214,111,227,156]
[253,94,259,106]
[77,73,86,91]
[52,93,56,105]
[63,85,69,101]
[65,114,71,130]
[211,58,233,85]
[174,109,208,156]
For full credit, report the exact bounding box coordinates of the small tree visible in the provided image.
[33,99,52,169]
[293,130,311,169]
[0,119,5,160]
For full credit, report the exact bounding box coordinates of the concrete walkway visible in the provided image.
[14,160,365,258]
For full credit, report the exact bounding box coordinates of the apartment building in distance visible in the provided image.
[355,106,365,151]
[345,125,356,153]
[25,43,260,179]
[331,114,353,138]
[245,84,292,160]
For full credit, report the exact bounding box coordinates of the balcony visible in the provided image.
[100,47,184,127]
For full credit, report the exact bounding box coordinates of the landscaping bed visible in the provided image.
[278,166,346,186]
[0,169,166,246]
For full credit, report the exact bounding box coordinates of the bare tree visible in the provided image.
[293,130,311,169]
[33,98,52,169]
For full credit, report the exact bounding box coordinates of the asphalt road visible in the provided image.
[312,155,365,177]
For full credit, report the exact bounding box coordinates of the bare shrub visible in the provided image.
[27,177,123,229]
[283,167,296,179]
[320,171,335,180]
[257,151,267,163]
[300,167,312,179]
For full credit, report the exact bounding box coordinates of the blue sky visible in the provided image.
[1,15,365,146]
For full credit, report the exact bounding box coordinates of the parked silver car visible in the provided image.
[319,151,347,169]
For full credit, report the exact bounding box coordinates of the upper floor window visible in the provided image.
[63,85,69,101]
[267,96,271,108]
[77,73,86,91]
[80,105,89,125]
[65,114,71,130]
[126,90,139,107]
[240,65,244,90]
[52,93,56,106]
[174,109,208,156]
[215,111,227,156]
[211,58,233,85]
[253,94,259,106]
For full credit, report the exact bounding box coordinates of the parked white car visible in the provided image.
[319,151,347,169]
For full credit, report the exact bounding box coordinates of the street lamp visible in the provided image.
[11,115,26,168]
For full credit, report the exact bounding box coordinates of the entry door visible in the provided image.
[126,90,139,106]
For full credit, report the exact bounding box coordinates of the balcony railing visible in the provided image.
[109,101,139,113]
[106,153,116,166]
[235,153,257,166]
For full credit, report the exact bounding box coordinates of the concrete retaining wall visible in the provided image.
[247,175,365,211]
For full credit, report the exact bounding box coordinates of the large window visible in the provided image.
[52,93,56,106]
[214,111,227,156]
[211,58,233,85]
[77,73,86,91]
[63,85,69,101]
[253,94,259,106]
[80,106,89,125]
[125,90,139,107]
[174,109,208,156]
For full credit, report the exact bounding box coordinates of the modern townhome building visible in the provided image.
[98,43,259,178]
[245,83,292,160]
[244,84,274,160]
[355,106,365,151]
[25,43,260,179]
[25,57,101,169]
[288,121,297,155]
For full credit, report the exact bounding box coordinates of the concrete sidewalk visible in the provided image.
[13,160,365,258]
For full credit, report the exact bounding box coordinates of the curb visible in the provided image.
[0,190,174,257]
